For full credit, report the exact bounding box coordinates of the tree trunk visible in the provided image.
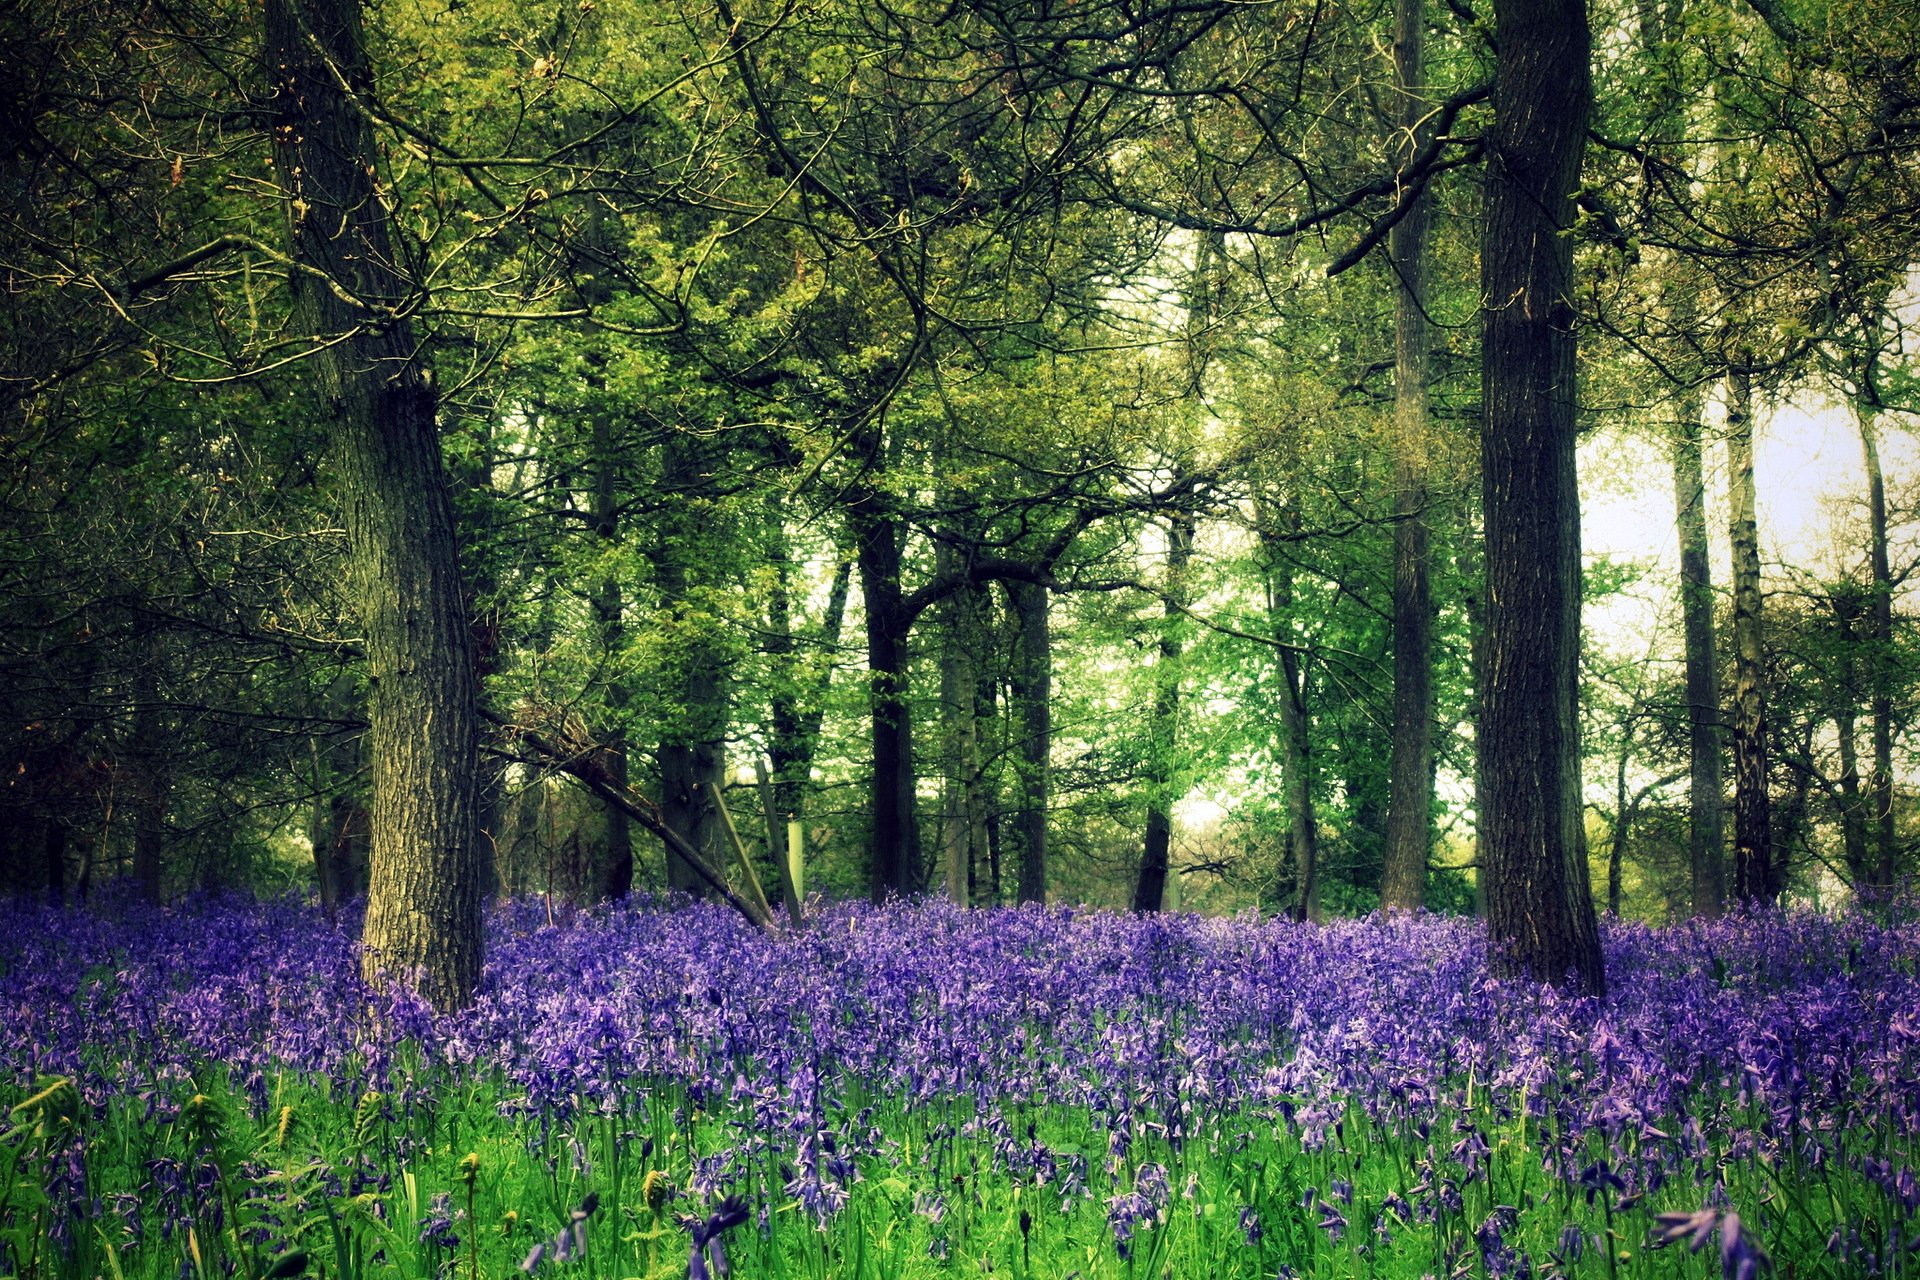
[266,0,481,1009]
[1671,395,1727,918]
[765,533,852,882]
[937,564,987,908]
[1459,496,1489,918]
[1264,532,1320,922]
[1831,591,1871,883]
[1726,361,1775,904]
[591,414,632,901]
[1135,512,1194,912]
[1477,0,1604,994]
[653,429,729,895]
[128,647,168,904]
[1858,399,1897,894]
[1006,578,1051,904]
[1380,0,1436,914]
[853,500,921,901]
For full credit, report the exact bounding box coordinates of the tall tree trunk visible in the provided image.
[1671,395,1726,918]
[765,533,852,876]
[1857,399,1897,894]
[1135,512,1194,912]
[128,644,168,904]
[937,564,987,908]
[1007,578,1050,904]
[1608,744,1629,916]
[1380,0,1436,914]
[1726,361,1774,904]
[1478,0,1604,994]
[266,0,480,1009]
[591,414,632,900]
[1264,532,1320,922]
[853,499,921,901]
[1830,591,1871,883]
[654,429,729,895]
[1459,496,1489,917]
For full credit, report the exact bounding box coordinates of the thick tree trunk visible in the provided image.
[1380,0,1436,914]
[1134,513,1194,912]
[1264,532,1320,922]
[266,0,481,1009]
[1726,362,1775,904]
[854,502,921,901]
[1007,578,1051,904]
[1671,396,1726,918]
[1858,401,1897,893]
[1477,0,1604,994]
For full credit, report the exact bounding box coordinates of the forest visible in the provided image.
[4,0,1920,986]
[5,0,1920,1275]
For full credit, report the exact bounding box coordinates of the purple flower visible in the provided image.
[678,1195,750,1280]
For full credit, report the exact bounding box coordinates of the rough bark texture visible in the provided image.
[1671,396,1726,918]
[1858,402,1897,893]
[1726,363,1775,904]
[1134,513,1193,913]
[266,0,481,1009]
[1007,578,1051,904]
[854,500,921,901]
[1477,0,1604,995]
[1380,0,1436,914]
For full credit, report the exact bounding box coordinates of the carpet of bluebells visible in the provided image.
[2,895,1918,1280]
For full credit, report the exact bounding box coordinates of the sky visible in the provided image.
[1581,390,1920,655]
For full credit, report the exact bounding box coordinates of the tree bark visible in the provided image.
[765,533,851,883]
[853,498,922,901]
[1380,0,1436,914]
[1671,394,1727,918]
[266,0,481,1009]
[1007,578,1051,904]
[1830,590,1871,883]
[591,414,632,901]
[936,563,987,908]
[1726,361,1775,904]
[653,428,729,895]
[1477,0,1604,994]
[1857,399,1897,894]
[1264,531,1321,922]
[1134,512,1194,912]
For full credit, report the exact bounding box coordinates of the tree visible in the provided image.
[265,0,483,1008]
[1476,0,1605,994]
[1378,0,1437,913]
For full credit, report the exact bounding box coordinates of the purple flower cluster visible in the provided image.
[3,890,1917,1275]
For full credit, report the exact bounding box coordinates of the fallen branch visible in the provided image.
[480,708,775,931]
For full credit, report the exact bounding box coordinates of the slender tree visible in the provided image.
[1379,0,1437,913]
